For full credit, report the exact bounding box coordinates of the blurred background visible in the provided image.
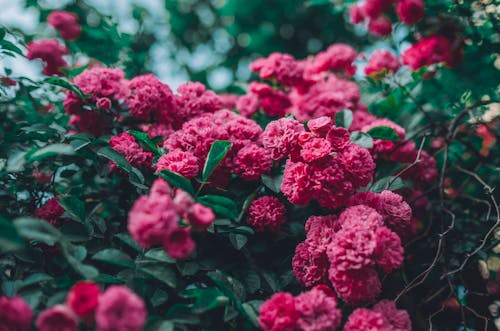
[0,0,387,91]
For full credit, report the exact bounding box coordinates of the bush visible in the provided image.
[0,1,498,330]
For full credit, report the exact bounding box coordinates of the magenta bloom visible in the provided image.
[26,39,68,76]
[250,52,306,87]
[396,0,425,25]
[109,133,154,170]
[246,196,287,232]
[295,286,342,331]
[0,296,33,331]
[368,16,392,37]
[95,286,146,331]
[309,43,357,75]
[373,300,412,331]
[344,308,391,331]
[155,149,199,179]
[174,82,222,126]
[163,227,195,259]
[35,197,65,226]
[249,82,291,117]
[47,10,81,40]
[365,50,400,77]
[262,117,305,161]
[187,203,215,231]
[402,35,457,70]
[36,304,78,331]
[234,144,273,181]
[259,292,299,331]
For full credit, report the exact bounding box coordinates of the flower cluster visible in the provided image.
[401,35,459,71]
[246,196,287,232]
[34,197,66,227]
[47,10,81,41]
[262,116,375,209]
[293,203,406,305]
[259,285,342,331]
[350,0,425,37]
[344,300,411,331]
[26,39,68,76]
[128,178,214,259]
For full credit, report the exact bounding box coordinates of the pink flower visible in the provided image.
[187,203,215,231]
[71,67,128,104]
[68,112,111,137]
[233,144,273,181]
[373,300,412,331]
[127,180,178,248]
[365,50,400,77]
[309,44,357,75]
[307,116,332,137]
[350,110,377,131]
[126,74,175,123]
[174,82,222,125]
[402,150,438,187]
[66,281,100,319]
[35,197,65,226]
[326,126,350,150]
[250,53,306,87]
[292,242,329,287]
[109,133,153,170]
[163,227,195,259]
[219,93,239,109]
[300,138,331,162]
[36,304,78,331]
[236,93,260,117]
[374,227,404,272]
[338,143,375,187]
[139,123,174,140]
[96,97,111,110]
[368,16,392,37]
[47,10,81,40]
[289,76,360,121]
[262,117,305,160]
[396,0,425,25]
[95,286,146,331]
[259,292,298,331]
[402,35,457,70]
[0,296,33,331]
[281,160,314,205]
[249,82,291,117]
[343,308,392,331]
[26,39,68,76]
[349,5,366,24]
[329,267,381,305]
[155,149,199,179]
[363,0,393,19]
[295,286,342,331]
[246,196,287,232]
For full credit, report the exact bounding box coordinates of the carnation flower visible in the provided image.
[155,149,199,179]
[374,227,404,272]
[281,160,314,205]
[262,117,305,160]
[36,304,78,331]
[0,296,33,331]
[26,39,68,76]
[338,143,375,187]
[109,133,153,170]
[307,116,333,137]
[127,179,178,247]
[47,10,81,40]
[309,43,357,75]
[329,267,381,305]
[249,82,291,117]
[236,93,260,117]
[95,286,146,331]
[66,281,100,319]
[295,286,342,331]
[163,227,195,259]
[233,144,273,181]
[70,67,129,106]
[174,82,222,125]
[349,5,366,24]
[365,50,400,77]
[246,196,287,232]
[250,52,306,87]
[300,138,332,162]
[35,197,65,226]
[259,292,298,331]
[126,74,175,123]
[344,308,392,331]
[186,203,215,231]
[368,15,392,37]
[326,126,350,150]
[292,242,329,287]
[363,0,393,19]
[396,0,425,25]
[402,35,457,70]
[373,300,412,331]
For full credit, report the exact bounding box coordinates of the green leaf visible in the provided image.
[14,217,61,246]
[140,265,177,288]
[129,130,161,156]
[183,287,229,313]
[202,140,232,182]
[151,289,169,307]
[0,216,24,252]
[44,77,90,99]
[92,249,135,268]
[306,0,331,7]
[144,248,176,263]
[370,176,407,193]
[197,195,238,219]
[367,126,400,141]
[159,170,195,196]
[58,196,86,223]
[97,146,132,173]
[0,39,23,55]
[26,144,75,162]
[335,109,353,129]
[261,174,283,193]
[229,233,247,250]
[242,300,262,327]
[350,131,374,148]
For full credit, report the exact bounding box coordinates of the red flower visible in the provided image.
[47,10,81,40]
[67,281,100,319]
[259,292,299,331]
[26,39,68,76]
[396,0,425,25]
